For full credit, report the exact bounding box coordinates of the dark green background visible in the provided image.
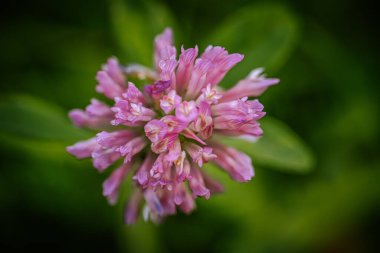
[1,0,379,252]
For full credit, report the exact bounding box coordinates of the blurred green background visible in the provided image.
[1,0,379,252]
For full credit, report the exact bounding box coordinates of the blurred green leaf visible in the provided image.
[110,0,178,66]
[301,23,378,144]
[0,94,88,141]
[207,3,299,87]
[301,23,371,94]
[0,23,111,109]
[204,164,380,252]
[0,133,114,228]
[119,220,162,253]
[220,117,315,173]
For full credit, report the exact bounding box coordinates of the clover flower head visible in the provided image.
[67,28,279,224]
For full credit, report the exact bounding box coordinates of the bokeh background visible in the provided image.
[1,0,379,252]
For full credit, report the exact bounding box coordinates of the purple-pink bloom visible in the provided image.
[160,90,182,114]
[67,27,279,224]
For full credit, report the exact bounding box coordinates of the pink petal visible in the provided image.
[189,166,210,199]
[144,119,168,143]
[91,148,121,172]
[144,189,164,216]
[220,68,279,102]
[158,59,178,89]
[181,128,206,145]
[124,190,143,225]
[86,99,113,117]
[96,70,125,99]
[179,190,196,214]
[103,162,133,205]
[112,99,156,126]
[176,46,198,94]
[185,58,211,99]
[117,136,147,163]
[96,130,136,148]
[191,101,213,139]
[175,101,198,123]
[160,90,182,114]
[133,152,155,186]
[122,82,145,104]
[66,138,99,159]
[69,99,113,129]
[201,171,224,194]
[212,98,265,137]
[161,115,187,133]
[103,57,125,86]
[184,143,216,167]
[200,46,244,87]
[154,28,176,71]
[210,142,254,182]
[144,80,171,100]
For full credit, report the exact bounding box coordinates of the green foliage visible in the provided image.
[207,3,299,87]
[110,0,178,65]
[0,94,89,142]
[220,117,314,173]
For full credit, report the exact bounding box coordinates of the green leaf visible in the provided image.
[0,94,88,141]
[206,3,299,87]
[0,23,112,108]
[219,117,315,173]
[300,23,378,143]
[110,0,178,66]
[0,132,113,228]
